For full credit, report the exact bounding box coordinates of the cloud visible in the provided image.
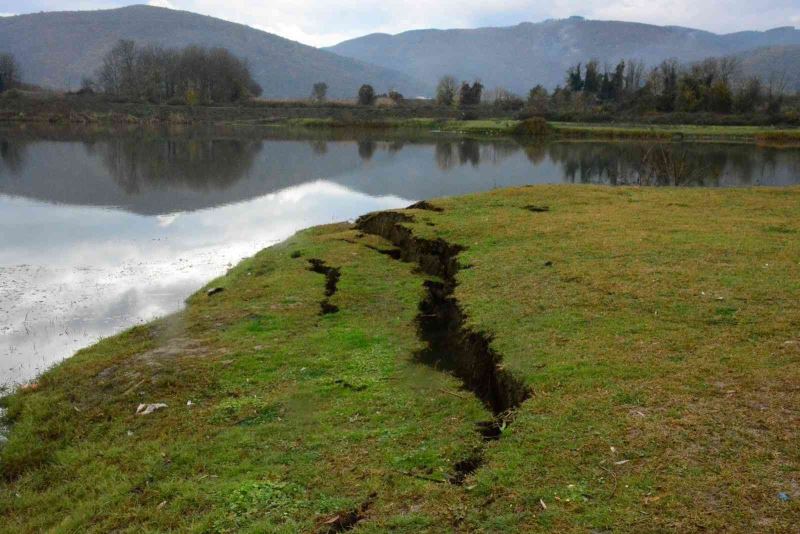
[0,0,797,46]
[159,0,800,46]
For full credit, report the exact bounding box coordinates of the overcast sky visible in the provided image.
[1,0,798,47]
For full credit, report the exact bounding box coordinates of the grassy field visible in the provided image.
[2,186,800,532]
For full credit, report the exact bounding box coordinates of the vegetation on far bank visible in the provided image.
[286,117,800,144]
[2,94,799,145]
[2,39,800,133]
[2,185,799,532]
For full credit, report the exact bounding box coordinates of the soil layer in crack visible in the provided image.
[356,210,532,483]
[308,259,341,315]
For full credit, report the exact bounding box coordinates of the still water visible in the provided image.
[1,127,799,385]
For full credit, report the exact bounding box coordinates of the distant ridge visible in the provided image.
[0,5,430,98]
[327,18,800,93]
[733,45,800,91]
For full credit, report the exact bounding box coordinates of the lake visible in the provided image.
[1,126,799,386]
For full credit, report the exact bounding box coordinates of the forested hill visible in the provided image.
[0,5,430,99]
[327,17,800,94]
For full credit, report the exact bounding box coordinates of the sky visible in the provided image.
[0,0,798,47]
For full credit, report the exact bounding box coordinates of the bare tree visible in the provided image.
[436,75,457,106]
[96,39,137,95]
[767,71,788,114]
[734,76,763,113]
[624,59,646,92]
[94,40,261,103]
[718,56,742,85]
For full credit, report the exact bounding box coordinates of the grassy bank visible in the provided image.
[2,186,800,531]
[549,122,800,144]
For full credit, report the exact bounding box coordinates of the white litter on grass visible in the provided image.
[136,403,167,415]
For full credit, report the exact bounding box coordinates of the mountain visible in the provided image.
[734,45,800,92]
[0,5,430,99]
[327,17,800,94]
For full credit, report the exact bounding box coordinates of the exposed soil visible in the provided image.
[317,498,373,533]
[308,259,341,315]
[356,210,532,484]
[407,200,444,212]
[523,204,550,213]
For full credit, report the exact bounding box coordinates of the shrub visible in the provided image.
[357,84,375,106]
[388,90,404,104]
[185,88,200,106]
[512,117,552,137]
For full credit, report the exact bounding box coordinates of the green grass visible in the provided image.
[549,122,800,144]
[282,117,800,144]
[3,187,800,531]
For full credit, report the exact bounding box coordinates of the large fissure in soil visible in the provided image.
[308,259,341,315]
[356,211,531,482]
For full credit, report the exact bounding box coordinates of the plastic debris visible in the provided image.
[778,492,790,502]
[207,287,224,296]
[136,403,167,415]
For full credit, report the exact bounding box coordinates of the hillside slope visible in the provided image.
[327,17,800,94]
[735,45,800,91]
[0,5,430,99]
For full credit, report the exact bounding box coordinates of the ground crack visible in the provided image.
[317,496,374,533]
[308,259,341,315]
[356,211,532,484]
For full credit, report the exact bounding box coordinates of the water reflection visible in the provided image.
[2,132,799,215]
[0,139,25,174]
[545,143,793,187]
[0,182,408,386]
[1,127,799,385]
[99,137,263,194]
[357,140,376,161]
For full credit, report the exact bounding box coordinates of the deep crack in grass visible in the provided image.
[308,259,341,315]
[356,210,532,484]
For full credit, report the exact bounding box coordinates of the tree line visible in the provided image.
[435,76,484,107]
[551,57,787,114]
[308,76,484,107]
[500,57,790,116]
[91,40,262,104]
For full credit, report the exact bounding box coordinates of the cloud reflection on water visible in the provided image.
[0,181,409,385]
